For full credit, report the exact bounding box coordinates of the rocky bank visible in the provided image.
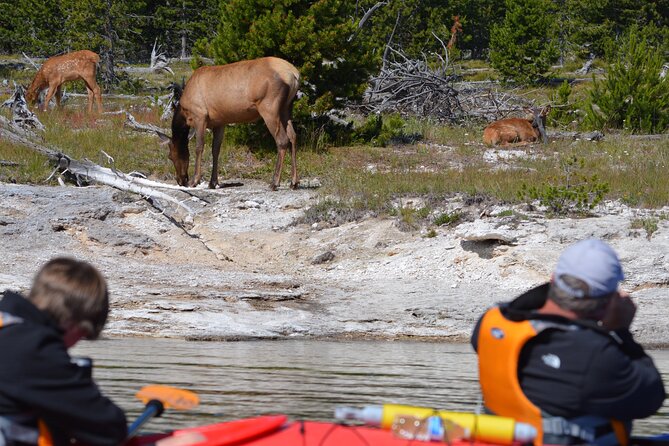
[1,180,668,346]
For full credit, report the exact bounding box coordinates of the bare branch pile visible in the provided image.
[357,49,462,122]
[355,49,540,123]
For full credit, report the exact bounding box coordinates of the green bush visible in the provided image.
[352,114,422,147]
[433,211,463,227]
[518,155,610,215]
[584,25,669,134]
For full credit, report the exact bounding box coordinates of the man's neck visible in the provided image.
[538,298,578,320]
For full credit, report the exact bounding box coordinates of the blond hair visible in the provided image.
[28,258,109,339]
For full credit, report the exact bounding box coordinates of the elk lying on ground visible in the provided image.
[482,106,551,146]
[25,50,102,113]
[157,56,300,190]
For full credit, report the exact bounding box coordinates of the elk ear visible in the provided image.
[156,131,171,145]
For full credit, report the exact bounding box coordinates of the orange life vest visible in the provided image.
[477,306,629,446]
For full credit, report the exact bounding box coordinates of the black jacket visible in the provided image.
[0,291,127,446]
[472,284,666,422]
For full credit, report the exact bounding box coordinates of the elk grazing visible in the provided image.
[482,106,551,146]
[157,56,300,190]
[25,50,102,113]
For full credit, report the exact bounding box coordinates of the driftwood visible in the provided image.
[575,54,596,75]
[548,130,604,141]
[123,111,170,135]
[122,41,174,76]
[1,85,45,131]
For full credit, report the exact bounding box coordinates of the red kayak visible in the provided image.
[132,415,514,446]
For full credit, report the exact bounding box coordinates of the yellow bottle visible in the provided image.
[334,404,537,445]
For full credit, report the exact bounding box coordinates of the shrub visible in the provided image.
[518,155,610,215]
[549,80,577,129]
[433,211,463,227]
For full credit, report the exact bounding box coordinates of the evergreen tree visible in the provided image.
[0,0,64,55]
[489,0,559,84]
[150,0,218,59]
[208,0,377,114]
[584,25,669,134]
[558,0,669,58]
[60,0,146,85]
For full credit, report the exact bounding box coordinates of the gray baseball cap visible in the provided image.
[553,239,624,298]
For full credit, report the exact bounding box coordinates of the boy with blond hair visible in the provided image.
[0,257,126,445]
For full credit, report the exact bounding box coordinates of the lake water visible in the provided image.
[73,338,669,437]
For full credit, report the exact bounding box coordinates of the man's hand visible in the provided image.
[600,291,636,331]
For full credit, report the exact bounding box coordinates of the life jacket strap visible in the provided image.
[0,415,40,445]
[543,415,621,446]
[0,313,23,329]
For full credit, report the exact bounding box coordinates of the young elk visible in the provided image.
[25,50,102,113]
[157,57,300,190]
[482,106,551,146]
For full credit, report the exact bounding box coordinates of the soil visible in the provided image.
[1,178,668,347]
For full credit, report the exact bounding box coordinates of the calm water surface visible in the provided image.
[73,338,669,436]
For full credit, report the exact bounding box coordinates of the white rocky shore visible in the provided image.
[1,180,667,346]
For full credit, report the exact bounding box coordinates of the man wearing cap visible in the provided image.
[471,239,665,446]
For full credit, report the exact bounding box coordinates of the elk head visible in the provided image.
[157,81,192,187]
[529,106,551,144]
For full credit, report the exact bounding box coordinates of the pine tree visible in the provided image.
[150,0,218,59]
[584,25,669,134]
[0,0,64,55]
[208,0,377,114]
[489,0,559,84]
[60,0,146,86]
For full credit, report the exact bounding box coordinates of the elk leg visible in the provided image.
[260,108,291,190]
[272,147,287,191]
[93,82,102,113]
[190,122,207,187]
[82,77,102,113]
[209,127,224,189]
[55,86,63,108]
[42,85,57,112]
[286,118,298,189]
[86,86,94,113]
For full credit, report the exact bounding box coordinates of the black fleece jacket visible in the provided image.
[0,291,127,446]
[472,284,665,422]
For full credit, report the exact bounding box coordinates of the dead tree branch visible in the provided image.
[348,1,388,42]
[124,111,170,135]
[355,45,540,123]
[1,85,45,131]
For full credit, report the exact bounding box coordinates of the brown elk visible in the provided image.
[25,50,102,113]
[482,106,551,146]
[157,57,300,190]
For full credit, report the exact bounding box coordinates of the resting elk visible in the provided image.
[482,106,551,146]
[157,56,300,190]
[25,50,102,113]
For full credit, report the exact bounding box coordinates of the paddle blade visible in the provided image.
[136,385,199,410]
